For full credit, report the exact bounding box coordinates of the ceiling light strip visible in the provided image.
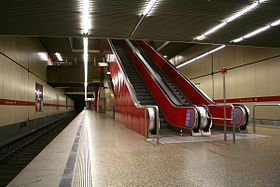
[83,0,89,34]
[82,0,89,100]
[143,0,157,16]
[176,45,225,69]
[195,0,268,41]
[231,18,280,43]
[83,37,88,100]
[130,0,158,37]
[55,52,63,61]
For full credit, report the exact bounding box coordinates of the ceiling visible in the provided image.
[0,0,279,48]
[1,0,279,99]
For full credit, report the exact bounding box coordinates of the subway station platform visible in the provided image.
[8,110,280,187]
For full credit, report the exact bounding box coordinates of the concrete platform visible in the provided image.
[8,110,280,186]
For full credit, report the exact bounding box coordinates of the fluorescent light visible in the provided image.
[38,52,48,61]
[243,25,270,38]
[204,22,227,36]
[271,19,280,26]
[232,37,244,43]
[143,0,157,16]
[106,54,115,62]
[98,62,108,67]
[55,52,63,61]
[194,0,268,40]
[226,2,259,23]
[176,45,225,69]
[231,18,280,43]
[83,37,88,100]
[83,0,89,34]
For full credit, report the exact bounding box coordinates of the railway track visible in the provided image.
[0,113,77,187]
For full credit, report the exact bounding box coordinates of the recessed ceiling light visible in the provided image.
[83,37,88,100]
[82,0,89,34]
[98,62,108,67]
[143,0,157,16]
[55,52,63,61]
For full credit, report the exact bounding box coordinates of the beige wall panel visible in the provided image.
[0,55,4,98]
[213,74,223,100]
[243,47,280,64]
[14,63,29,101]
[28,38,48,81]
[3,57,10,99]
[230,69,242,98]
[212,46,246,72]
[181,55,212,79]
[15,107,28,122]
[255,62,269,96]
[191,75,213,99]
[243,65,256,97]
[2,37,29,68]
[267,58,280,95]
[0,37,3,52]
[225,69,237,99]
[0,106,13,126]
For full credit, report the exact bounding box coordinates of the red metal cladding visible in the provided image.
[109,61,147,136]
[119,40,197,129]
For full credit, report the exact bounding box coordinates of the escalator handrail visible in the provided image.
[139,40,214,105]
[126,39,183,106]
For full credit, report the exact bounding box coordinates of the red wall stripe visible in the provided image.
[214,96,280,103]
[0,99,34,106]
[0,98,73,107]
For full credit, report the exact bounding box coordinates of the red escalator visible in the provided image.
[109,39,212,134]
[133,40,249,130]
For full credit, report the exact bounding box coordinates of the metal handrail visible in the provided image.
[208,104,235,143]
[108,39,160,144]
[253,103,280,133]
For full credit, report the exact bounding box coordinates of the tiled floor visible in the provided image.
[9,110,280,186]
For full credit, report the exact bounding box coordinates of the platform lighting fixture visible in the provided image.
[98,62,108,67]
[55,52,63,61]
[143,0,157,16]
[83,37,88,100]
[195,0,268,41]
[82,0,89,100]
[82,0,89,34]
[176,45,225,69]
[231,18,280,43]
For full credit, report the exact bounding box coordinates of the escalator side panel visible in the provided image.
[108,45,150,136]
[117,40,198,129]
